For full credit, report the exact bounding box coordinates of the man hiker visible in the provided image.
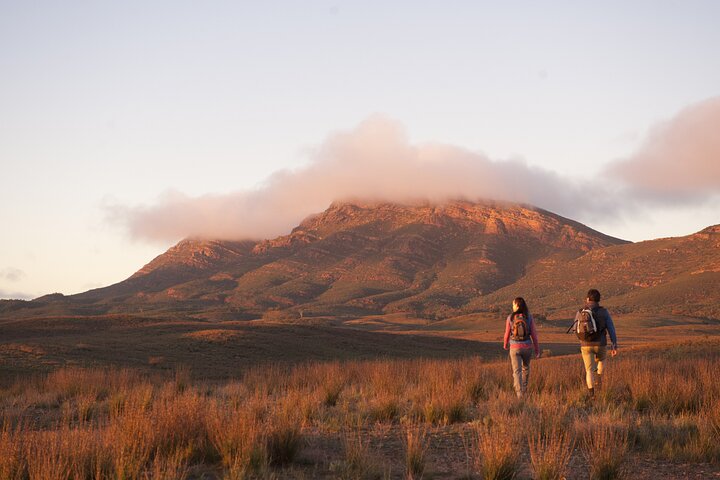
[573,289,618,397]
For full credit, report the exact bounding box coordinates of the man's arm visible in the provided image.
[529,314,540,357]
[605,309,618,352]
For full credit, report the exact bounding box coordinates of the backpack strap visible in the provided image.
[592,306,608,333]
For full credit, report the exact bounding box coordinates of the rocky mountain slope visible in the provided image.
[3,200,718,321]
[1,200,626,319]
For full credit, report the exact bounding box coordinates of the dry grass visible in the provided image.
[0,422,25,480]
[528,426,574,480]
[335,429,382,480]
[468,415,522,480]
[206,401,267,477]
[0,339,719,478]
[580,420,629,480]
[402,423,429,480]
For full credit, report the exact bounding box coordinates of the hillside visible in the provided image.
[0,200,626,319]
[467,225,720,319]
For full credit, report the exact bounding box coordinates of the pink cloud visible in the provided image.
[107,116,616,243]
[605,96,720,199]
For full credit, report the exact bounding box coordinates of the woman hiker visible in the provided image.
[503,297,541,398]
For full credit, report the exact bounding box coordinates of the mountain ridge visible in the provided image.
[2,200,718,321]
[2,200,629,319]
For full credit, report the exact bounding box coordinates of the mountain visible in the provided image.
[3,200,717,321]
[0,200,628,319]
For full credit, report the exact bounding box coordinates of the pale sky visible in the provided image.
[1,1,719,299]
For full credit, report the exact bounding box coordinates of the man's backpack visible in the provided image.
[511,312,530,341]
[576,307,606,341]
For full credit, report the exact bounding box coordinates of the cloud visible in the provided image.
[0,267,26,282]
[604,96,720,203]
[0,289,34,300]
[107,116,620,243]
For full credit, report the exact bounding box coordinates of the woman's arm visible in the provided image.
[503,315,511,349]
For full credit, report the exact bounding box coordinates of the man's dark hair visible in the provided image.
[587,289,601,302]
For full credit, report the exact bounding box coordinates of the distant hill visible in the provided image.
[467,225,720,319]
[0,200,627,319]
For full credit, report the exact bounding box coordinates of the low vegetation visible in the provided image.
[1,339,719,478]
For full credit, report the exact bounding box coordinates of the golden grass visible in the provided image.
[336,429,381,479]
[402,422,429,480]
[467,414,522,480]
[0,339,719,478]
[580,420,629,480]
[528,426,574,480]
[206,401,267,478]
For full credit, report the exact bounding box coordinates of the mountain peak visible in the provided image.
[295,199,626,252]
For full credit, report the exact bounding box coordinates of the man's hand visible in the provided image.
[503,345,508,350]
[535,352,541,359]
[611,348,618,357]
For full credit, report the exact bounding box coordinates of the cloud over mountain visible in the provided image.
[107,116,617,243]
[0,267,26,282]
[605,96,720,203]
[107,97,719,244]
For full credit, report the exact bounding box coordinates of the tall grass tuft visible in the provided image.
[147,447,190,480]
[468,418,521,480]
[24,430,71,480]
[368,396,401,423]
[528,427,574,480]
[0,422,25,480]
[581,422,629,480]
[337,429,381,480]
[206,402,268,478]
[265,410,304,466]
[403,423,429,480]
[153,387,211,461]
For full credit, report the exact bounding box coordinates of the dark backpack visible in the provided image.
[576,306,607,341]
[511,312,530,341]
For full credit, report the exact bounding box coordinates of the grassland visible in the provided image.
[1,310,719,478]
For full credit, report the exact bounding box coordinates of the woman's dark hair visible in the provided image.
[587,289,601,302]
[513,297,529,316]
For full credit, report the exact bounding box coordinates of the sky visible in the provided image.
[1,1,719,300]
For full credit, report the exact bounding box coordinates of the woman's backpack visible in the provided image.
[510,312,530,341]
